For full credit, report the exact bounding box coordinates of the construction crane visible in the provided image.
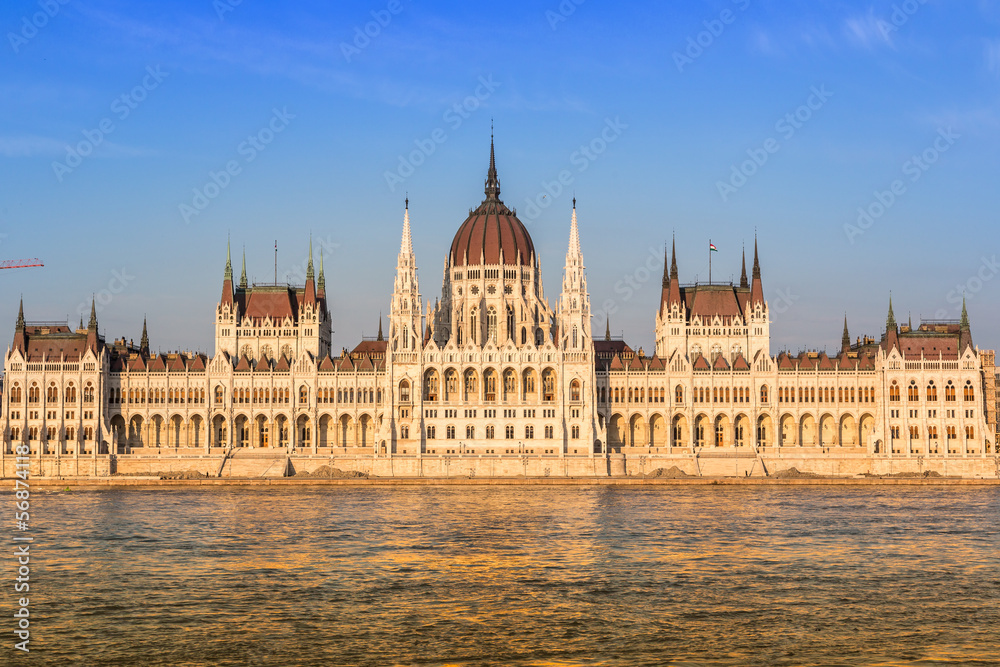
[0,259,43,270]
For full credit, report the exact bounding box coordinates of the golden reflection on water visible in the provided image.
[19,486,1000,666]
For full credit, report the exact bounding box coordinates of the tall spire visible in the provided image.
[318,250,326,297]
[239,246,247,289]
[670,234,678,281]
[140,317,149,352]
[886,294,897,331]
[960,296,969,329]
[401,197,413,257]
[306,236,315,281]
[16,297,24,329]
[605,316,611,341]
[568,197,581,258]
[484,129,500,200]
[88,296,97,330]
[740,245,748,288]
[377,314,384,342]
[661,245,669,288]
[752,235,761,279]
[224,237,233,282]
[842,314,850,353]
[959,295,973,350]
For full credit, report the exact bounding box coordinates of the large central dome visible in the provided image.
[449,138,535,267]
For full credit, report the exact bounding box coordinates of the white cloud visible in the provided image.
[844,12,894,50]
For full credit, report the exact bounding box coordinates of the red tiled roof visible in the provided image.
[319,355,335,371]
[732,353,750,371]
[254,356,271,372]
[234,355,252,372]
[244,288,298,322]
[450,200,534,267]
[692,354,711,371]
[609,354,625,371]
[712,354,730,371]
[900,335,958,360]
[273,355,290,372]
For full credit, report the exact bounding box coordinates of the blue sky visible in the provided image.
[2,0,999,362]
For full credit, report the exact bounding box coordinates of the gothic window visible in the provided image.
[446,425,456,439]
[675,385,684,404]
[503,369,517,401]
[10,384,21,403]
[908,381,919,402]
[525,425,534,439]
[214,386,225,404]
[299,385,309,405]
[47,384,58,403]
[945,381,956,402]
[964,381,975,402]
[484,369,497,402]
[506,307,515,339]
[445,370,459,400]
[241,344,253,360]
[570,380,581,402]
[926,381,937,402]
[889,382,900,402]
[760,385,768,403]
[466,425,475,439]
[571,425,580,439]
[505,425,514,439]
[523,369,537,396]
[535,329,543,346]
[399,380,411,403]
[403,325,410,350]
[464,369,479,401]
[572,325,578,348]
[260,345,272,360]
[542,369,556,401]
[424,370,439,401]
[521,327,527,345]
[281,344,293,360]
[487,307,497,343]
[400,426,409,440]
[470,308,478,345]
[486,425,495,439]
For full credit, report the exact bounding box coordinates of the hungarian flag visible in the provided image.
[709,243,718,252]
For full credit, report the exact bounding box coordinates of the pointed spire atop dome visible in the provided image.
[740,244,748,288]
[484,127,500,200]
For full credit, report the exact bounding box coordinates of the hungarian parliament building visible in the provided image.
[3,141,998,477]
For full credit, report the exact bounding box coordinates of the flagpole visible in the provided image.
[709,238,712,284]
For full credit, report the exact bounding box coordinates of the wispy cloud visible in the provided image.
[0,135,157,159]
[843,11,894,50]
[986,39,1000,76]
[0,135,66,157]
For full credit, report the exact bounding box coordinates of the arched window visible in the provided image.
[214,386,225,404]
[424,370,439,401]
[964,381,975,402]
[10,384,21,403]
[445,370,459,400]
[572,325,578,348]
[464,369,478,401]
[760,385,768,403]
[570,379,581,402]
[65,384,76,403]
[907,381,918,401]
[399,380,411,403]
[676,385,684,403]
[523,369,537,396]
[484,369,497,402]
[889,382,900,402]
[402,325,409,350]
[28,385,39,404]
[945,381,956,402]
[470,308,478,345]
[487,307,497,343]
[503,369,517,401]
[299,385,309,405]
[507,307,515,340]
[542,369,556,402]
[521,327,527,345]
[47,384,58,403]
[466,425,475,439]
[926,381,937,402]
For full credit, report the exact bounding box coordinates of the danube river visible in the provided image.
[13,486,1000,665]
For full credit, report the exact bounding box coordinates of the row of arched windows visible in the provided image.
[7,382,94,405]
[419,368,577,403]
[889,380,973,403]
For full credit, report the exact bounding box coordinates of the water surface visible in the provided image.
[13,486,1000,666]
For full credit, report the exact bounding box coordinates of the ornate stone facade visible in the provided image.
[1,141,995,477]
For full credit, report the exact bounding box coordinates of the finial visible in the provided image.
[224,236,233,281]
[16,296,25,329]
[605,316,611,342]
[377,314,384,342]
[240,245,248,289]
[88,296,97,330]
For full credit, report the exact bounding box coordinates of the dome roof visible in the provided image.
[449,139,535,267]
